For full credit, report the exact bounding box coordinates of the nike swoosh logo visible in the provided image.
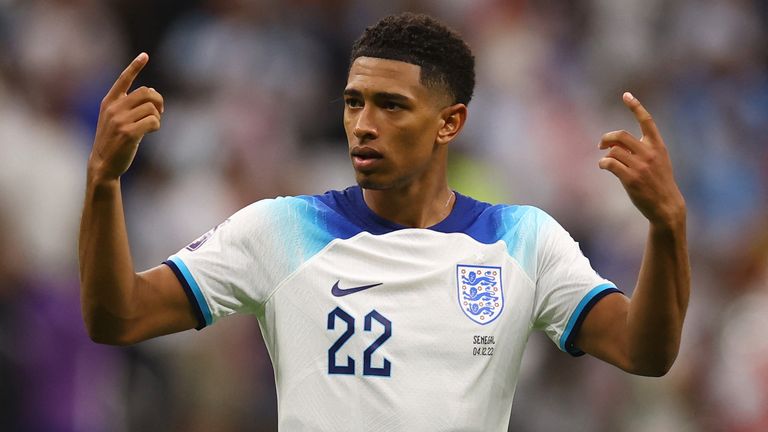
[331,280,383,297]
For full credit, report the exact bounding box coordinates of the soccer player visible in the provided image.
[79,13,690,431]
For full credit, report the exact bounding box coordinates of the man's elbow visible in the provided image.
[633,363,673,377]
[87,329,136,346]
[83,310,140,346]
[628,351,678,377]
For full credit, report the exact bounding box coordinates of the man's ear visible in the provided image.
[436,103,468,146]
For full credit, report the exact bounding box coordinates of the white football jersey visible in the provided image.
[166,187,619,431]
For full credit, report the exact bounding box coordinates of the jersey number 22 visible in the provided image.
[327,307,392,377]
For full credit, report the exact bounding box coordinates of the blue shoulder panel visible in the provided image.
[462,204,545,281]
[273,194,365,262]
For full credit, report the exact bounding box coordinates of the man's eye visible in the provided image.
[383,102,401,111]
[345,98,362,108]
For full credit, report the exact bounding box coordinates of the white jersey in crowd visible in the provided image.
[165,186,619,431]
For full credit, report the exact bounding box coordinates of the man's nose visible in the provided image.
[353,106,378,141]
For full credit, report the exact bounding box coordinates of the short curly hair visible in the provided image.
[350,12,475,106]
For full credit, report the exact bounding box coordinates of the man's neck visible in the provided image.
[362,183,456,228]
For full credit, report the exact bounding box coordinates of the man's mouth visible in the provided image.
[351,146,383,170]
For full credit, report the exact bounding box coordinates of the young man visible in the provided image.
[79,13,690,431]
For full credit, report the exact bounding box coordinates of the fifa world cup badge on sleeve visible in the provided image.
[457,265,504,325]
[185,219,231,251]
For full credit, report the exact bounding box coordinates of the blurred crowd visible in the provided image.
[0,0,766,431]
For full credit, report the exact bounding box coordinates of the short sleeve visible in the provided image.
[163,200,278,328]
[531,212,621,356]
[164,195,352,329]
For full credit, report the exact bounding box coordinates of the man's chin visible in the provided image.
[355,175,390,190]
[356,179,387,190]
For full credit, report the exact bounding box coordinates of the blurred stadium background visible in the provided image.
[1,0,767,431]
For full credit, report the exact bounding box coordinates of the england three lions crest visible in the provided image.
[457,264,504,325]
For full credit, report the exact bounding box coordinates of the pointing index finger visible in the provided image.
[106,52,149,101]
[623,92,659,140]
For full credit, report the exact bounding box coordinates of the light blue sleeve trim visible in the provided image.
[169,255,213,326]
[558,283,618,352]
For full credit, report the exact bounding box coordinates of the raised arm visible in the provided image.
[575,92,690,376]
[79,53,198,345]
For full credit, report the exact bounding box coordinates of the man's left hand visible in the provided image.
[598,92,686,229]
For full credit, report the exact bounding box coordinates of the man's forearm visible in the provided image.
[626,217,690,375]
[78,172,139,343]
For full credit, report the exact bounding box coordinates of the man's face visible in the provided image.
[344,57,449,190]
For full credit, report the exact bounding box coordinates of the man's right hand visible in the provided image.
[80,53,196,345]
[89,52,164,181]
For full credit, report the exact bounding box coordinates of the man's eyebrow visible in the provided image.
[375,92,412,103]
[343,89,412,102]
[343,89,362,97]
